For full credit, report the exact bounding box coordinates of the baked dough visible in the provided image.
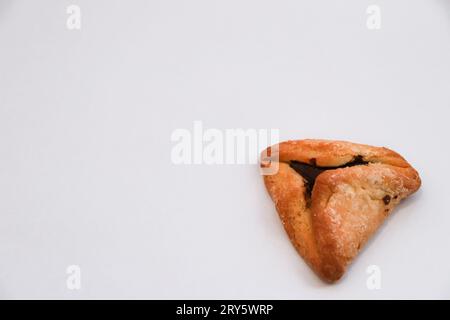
[261,139,421,282]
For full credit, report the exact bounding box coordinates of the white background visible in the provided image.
[0,0,449,299]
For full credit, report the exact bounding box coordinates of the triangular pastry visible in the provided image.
[261,139,421,282]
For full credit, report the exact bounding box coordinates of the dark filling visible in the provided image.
[289,155,368,196]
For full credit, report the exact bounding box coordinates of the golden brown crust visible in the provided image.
[262,139,421,282]
[264,163,323,275]
[272,139,412,168]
